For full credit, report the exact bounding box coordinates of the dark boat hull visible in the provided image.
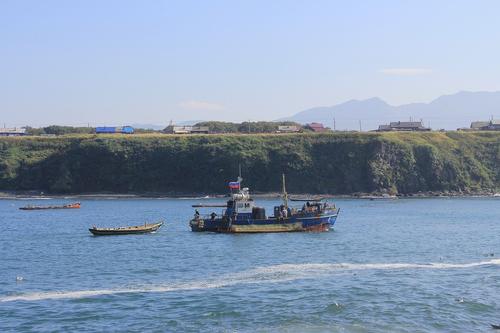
[190,212,338,233]
[190,218,220,232]
[19,203,81,210]
[19,207,80,210]
[89,222,163,236]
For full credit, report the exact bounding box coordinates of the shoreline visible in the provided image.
[1,190,499,200]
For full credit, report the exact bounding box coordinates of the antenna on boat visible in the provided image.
[238,163,243,183]
[282,173,288,208]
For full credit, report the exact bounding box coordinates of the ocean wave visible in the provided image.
[248,259,500,274]
[2,259,499,303]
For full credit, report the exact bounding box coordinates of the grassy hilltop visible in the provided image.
[0,132,499,195]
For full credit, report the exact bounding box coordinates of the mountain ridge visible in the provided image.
[280,91,500,130]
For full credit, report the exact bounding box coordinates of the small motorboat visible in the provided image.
[89,221,164,236]
[19,202,81,210]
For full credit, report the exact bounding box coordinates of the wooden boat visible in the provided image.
[19,202,81,210]
[89,222,163,236]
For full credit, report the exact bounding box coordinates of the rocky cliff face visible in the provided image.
[0,132,499,195]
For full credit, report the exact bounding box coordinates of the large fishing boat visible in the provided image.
[190,175,339,233]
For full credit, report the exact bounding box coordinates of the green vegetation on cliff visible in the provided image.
[0,132,499,194]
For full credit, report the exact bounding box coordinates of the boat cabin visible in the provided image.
[225,187,257,220]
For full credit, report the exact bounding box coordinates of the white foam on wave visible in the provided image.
[252,259,500,274]
[2,259,499,303]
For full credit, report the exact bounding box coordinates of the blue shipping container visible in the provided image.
[96,127,116,134]
[120,126,135,134]
[95,126,134,134]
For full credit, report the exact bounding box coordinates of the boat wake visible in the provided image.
[2,259,499,303]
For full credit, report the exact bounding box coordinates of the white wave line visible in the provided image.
[251,259,500,273]
[2,259,499,303]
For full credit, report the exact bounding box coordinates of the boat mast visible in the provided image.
[238,164,243,184]
[282,173,288,208]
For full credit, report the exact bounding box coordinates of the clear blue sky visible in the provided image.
[2,0,500,126]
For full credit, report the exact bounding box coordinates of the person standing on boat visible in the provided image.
[282,207,288,219]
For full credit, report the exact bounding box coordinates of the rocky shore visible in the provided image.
[1,190,499,200]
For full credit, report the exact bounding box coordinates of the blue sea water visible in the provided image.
[1,197,500,332]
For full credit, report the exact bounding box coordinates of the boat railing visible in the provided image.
[194,211,224,220]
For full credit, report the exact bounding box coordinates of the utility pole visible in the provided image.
[359,120,362,132]
[333,117,336,131]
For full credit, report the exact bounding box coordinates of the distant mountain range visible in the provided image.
[280,91,500,130]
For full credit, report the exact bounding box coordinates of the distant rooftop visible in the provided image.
[308,122,325,128]
[470,120,500,130]
[165,125,209,134]
[389,121,424,128]
[0,127,26,136]
[378,121,430,132]
[470,121,490,129]
[306,122,328,132]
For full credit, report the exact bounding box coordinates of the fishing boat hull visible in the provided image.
[190,212,338,233]
[89,222,163,236]
[19,203,81,210]
[190,218,220,232]
[227,213,337,233]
